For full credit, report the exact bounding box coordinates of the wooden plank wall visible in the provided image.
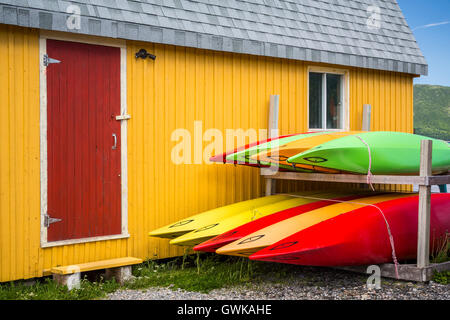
[126,41,414,262]
[0,25,414,282]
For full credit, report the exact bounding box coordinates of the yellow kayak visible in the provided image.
[169,192,339,246]
[148,194,294,239]
[170,191,352,246]
[251,131,363,171]
[216,193,410,257]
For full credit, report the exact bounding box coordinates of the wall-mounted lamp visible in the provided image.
[135,49,156,60]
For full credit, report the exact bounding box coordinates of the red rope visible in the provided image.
[354,135,375,191]
[284,194,400,279]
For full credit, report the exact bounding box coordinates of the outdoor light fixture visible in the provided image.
[135,48,156,60]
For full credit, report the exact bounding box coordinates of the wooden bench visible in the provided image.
[51,257,142,289]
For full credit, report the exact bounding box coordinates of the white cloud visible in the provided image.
[412,21,450,31]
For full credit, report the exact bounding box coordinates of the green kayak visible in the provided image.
[226,131,331,171]
[287,132,450,175]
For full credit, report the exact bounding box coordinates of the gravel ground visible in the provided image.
[106,267,449,300]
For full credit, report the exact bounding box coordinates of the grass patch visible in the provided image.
[9,249,445,299]
[0,254,301,299]
[430,233,449,285]
[126,253,295,293]
[432,271,450,285]
[430,232,449,264]
[0,276,120,300]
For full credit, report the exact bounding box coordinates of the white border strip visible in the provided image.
[120,46,129,236]
[39,36,48,245]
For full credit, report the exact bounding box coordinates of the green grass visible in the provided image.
[0,276,120,300]
[0,254,298,299]
[127,253,296,293]
[430,233,449,285]
[430,232,449,264]
[432,271,450,285]
[2,249,448,300]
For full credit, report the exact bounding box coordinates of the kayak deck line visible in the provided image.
[250,193,449,275]
[215,193,407,258]
[276,193,407,279]
[286,132,450,175]
[192,193,374,253]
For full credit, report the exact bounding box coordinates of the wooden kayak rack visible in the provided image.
[262,140,449,282]
[261,96,449,282]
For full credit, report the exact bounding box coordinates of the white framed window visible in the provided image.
[307,66,349,131]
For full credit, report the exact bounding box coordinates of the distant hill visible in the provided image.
[414,84,450,141]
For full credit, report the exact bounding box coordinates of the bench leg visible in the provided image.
[53,273,81,290]
[105,265,133,285]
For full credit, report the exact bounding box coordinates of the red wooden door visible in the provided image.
[46,39,122,242]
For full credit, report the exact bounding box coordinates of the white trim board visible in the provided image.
[306,66,350,132]
[39,32,129,248]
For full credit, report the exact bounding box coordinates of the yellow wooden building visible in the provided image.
[0,0,427,282]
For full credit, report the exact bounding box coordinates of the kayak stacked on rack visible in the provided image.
[149,131,450,267]
[212,131,450,175]
[149,192,450,266]
[249,193,450,266]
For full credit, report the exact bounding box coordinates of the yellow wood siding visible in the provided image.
[126,41,414,260]
[0,26,129,282]
[0,26,414,282]
[1,26,41,282]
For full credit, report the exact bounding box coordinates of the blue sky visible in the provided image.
[397,0,450,86]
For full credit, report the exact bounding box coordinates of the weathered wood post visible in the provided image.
[417,139,432,270]
[362,104,372,131]
[360,104,372,190]
[263,95,279,196]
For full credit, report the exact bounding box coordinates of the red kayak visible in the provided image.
[193,193,374,253]
[209,134,296,164]
[249,193,450,266]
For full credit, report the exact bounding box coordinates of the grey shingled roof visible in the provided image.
[0,0,427,75]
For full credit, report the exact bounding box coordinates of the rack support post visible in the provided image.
[417,139,432,270]
[359,104,372,190]
[264,95,279,196]
[362,104,371,131]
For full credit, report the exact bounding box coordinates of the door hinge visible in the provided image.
[44,214,62,228]
[43,54,61,67]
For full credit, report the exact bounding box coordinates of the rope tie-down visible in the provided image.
[271,134,401,277]
[281,195,400,279]
[353,135,399,277]
[354,135,375,191]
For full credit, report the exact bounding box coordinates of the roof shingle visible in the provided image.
[0,0,427,74]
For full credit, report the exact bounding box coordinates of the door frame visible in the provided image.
[39,31,130,248]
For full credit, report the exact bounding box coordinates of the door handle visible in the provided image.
[112,133,117,150]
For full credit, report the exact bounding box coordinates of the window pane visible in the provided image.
[309,72,322,129]
[326,74,342,129]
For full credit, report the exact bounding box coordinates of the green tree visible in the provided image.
[413,84,450,141]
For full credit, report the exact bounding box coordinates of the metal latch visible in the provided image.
[116,114,131,121]
[44,214,62,228]
[43,54,61,67]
